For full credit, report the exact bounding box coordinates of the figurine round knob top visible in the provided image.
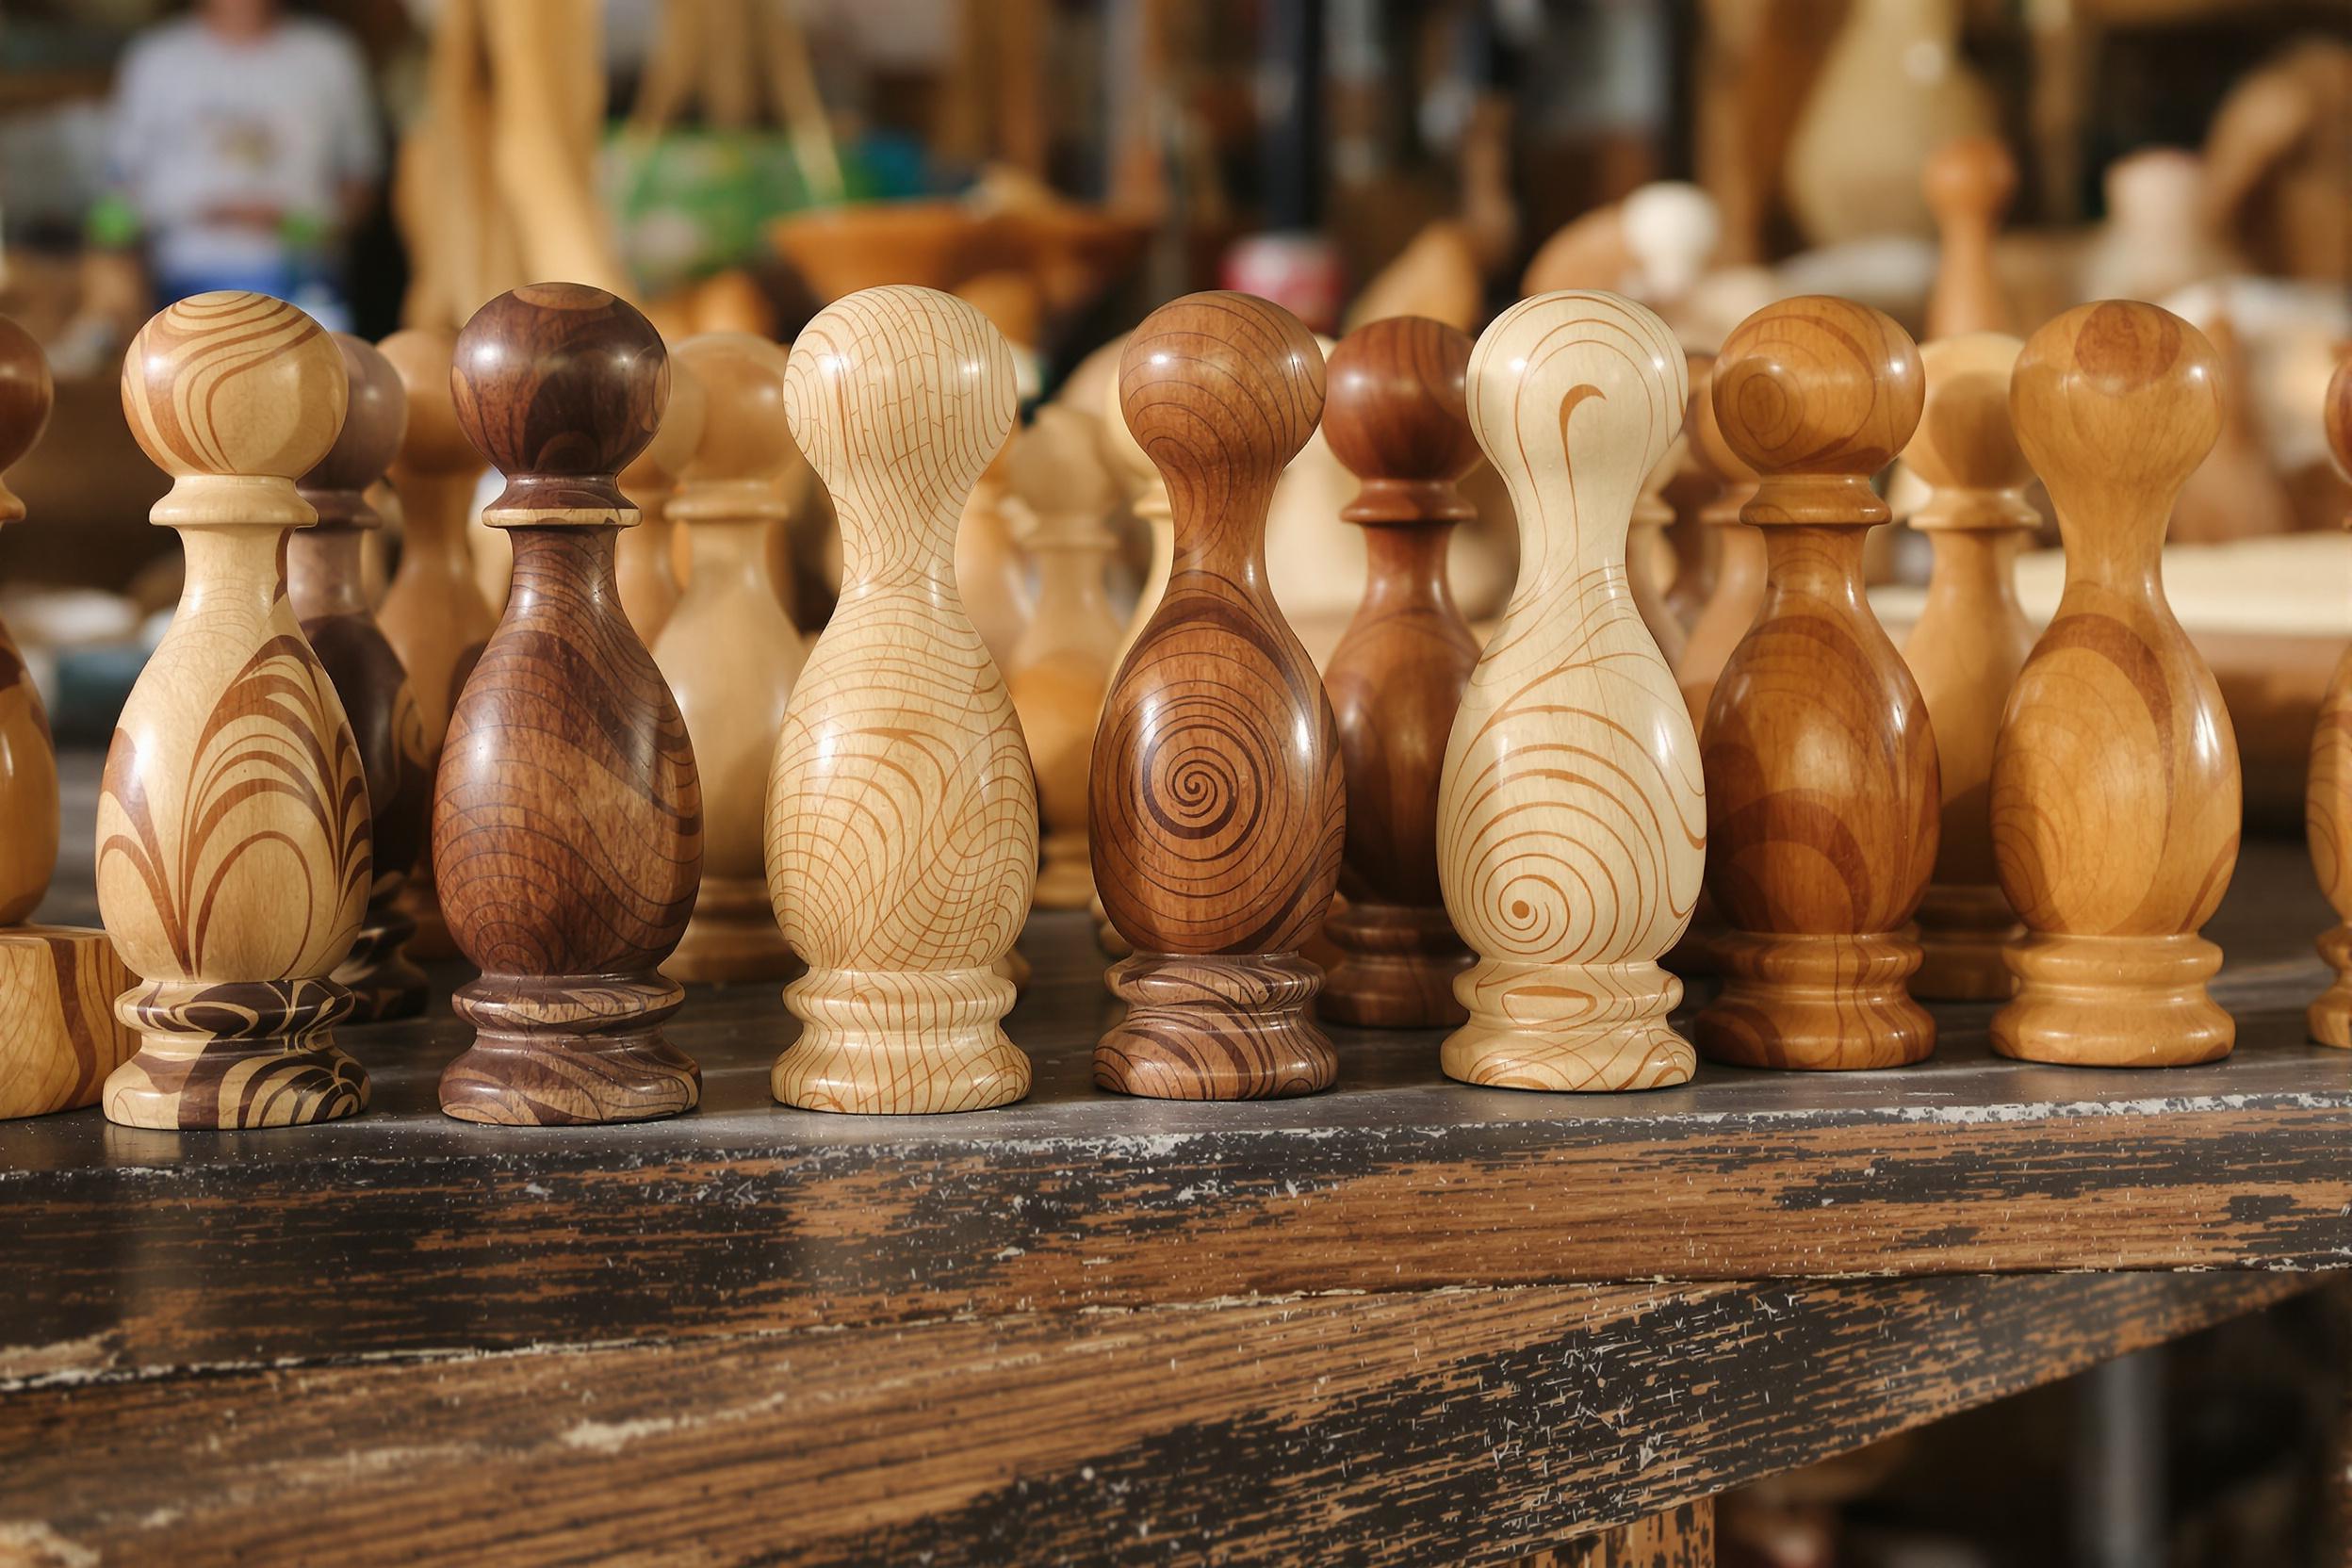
[1923,135,2017,227]
[0,314,55,484]
[1119,291,1326,495]
[1714,296,1924,485]
[451,283,669,516]
[300,334,409,520]
[2321,351,2351,491]
[1904,332,2032,502]
[2009,301,2220,500]
[1470,290,1686,498]
[378,329,478,476]
[1010,402,1116,519]
[674,333,792,491]
[122,291,348,483]
[1323,315,1479,504]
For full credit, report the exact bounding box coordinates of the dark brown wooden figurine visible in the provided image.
[1697,296,1939,1070]
[433,284,705,1125]
[290,335,432,1021]
[1317,316,1479,1028]
[1091,292,1346,1099]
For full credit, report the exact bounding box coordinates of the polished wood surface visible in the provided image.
[1090,292,1344,1099]
[1697,296,1939,1070]
[1922,135,2017,339]
[1673,353,1762,729]
[433,284,704,1124]
[766,285,1036,1113]
[1318,316,1479,1029]
[2309,353,2352,1046]
[290,334,432,1023]
[1899,333,2034,1001]
[100,292,372,1128]
[1441,292,1704,1091]
[1091,355,1168,956]
[1993,301,2238,1066]
[650,333,806,985]
[0,319,55,931]
[613,351,707,647]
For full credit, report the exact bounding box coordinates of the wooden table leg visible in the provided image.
[1513,1498,1714,1568]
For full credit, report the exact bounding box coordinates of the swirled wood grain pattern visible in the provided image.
[291,333,432,1021]
[1090,292,1344,1100]
[433,285,704,1125]
[100,291,374,1128]
[1317,316,1479,1029]
[765,286,1035,1114]
[1436,291,1703,1092]
[1989,302,2239,1066]
[1898,333,2034,1001]
[2308,352,2352,1045]
[1697,296,1939,1071]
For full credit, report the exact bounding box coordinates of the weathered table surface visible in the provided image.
[3,755,2345,1566]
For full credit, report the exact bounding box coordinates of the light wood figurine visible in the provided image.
[2306,351,2352,1045]
[616,352,707,646]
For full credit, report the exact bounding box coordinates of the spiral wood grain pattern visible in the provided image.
[2307,351,2352,1046]
[1436,291,1702,1092]
[1990,301,2237,1067]
[765,286,1035,1114]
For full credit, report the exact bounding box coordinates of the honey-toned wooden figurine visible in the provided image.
[290,334,433,1021]
[1440,292,1703,1090]
[100,293,373,1128]
[434,284,705,1124]
[0,316,137,1119]
[766,286,1036,1113]
[1091,292,1345,1100]
[1005,402,1123,911]
[1898,333,2034,1000]
[652,332,806,984]
[1317,316,1479,1029]
[615,352,707,645]
[1672,352,1762,727]
[1698,296,1939,1070]
[1992,301,2237,1067]
[2305,351,2352,1046]
[1923,136,2017,339]
[376,328,496,959]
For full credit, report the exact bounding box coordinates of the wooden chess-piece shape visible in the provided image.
[434,284,704,1124]
[615,352,707,646]
[1317,316,1479,1029]
[2170,309,2296,546]
[1091,368,1175,956]
[1991,301,2237,1067]
[1091,292,1345,1100]
[957,442,1033,671]
[1005,402,1123,911]
[1673,353,1764,727]
[652,332,807,984]
[1628,432,1689,669]
[376,328,497,960]
[2305,351,2352,1046]
[1923,135,2017,339]
[100,293,373,1128]
[1440,292,1703,1090]
[1697,296,1939,1070]
[1660,351,1722,628]
[0,316,138,1119]
[1898,333,2034,1000]
[766,286,1036,1113]
[289,334,433,1022]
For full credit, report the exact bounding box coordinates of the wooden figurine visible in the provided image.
[1898,333,2034,1001]
[1628,431,1689,670]
[1317,316,1479,1029]
[652,332,807,984]
[1090,292,1345,1100]
[2306,351,2352,1046]
[100,293,373,1128]
[1439,292,1701,1091]
[2170,310,2296,546]
[615,352,707,646]
[376,328,497,959]
[1698,296,1938,1070]
[1923,135,2016,340]
[957,444,1033,671]
[1672,352,1763,727]
[766,285,1036,1113]
[434,284,704,1124]
[289,334,433,1022]
[1005,402,1123,911]
[1992,301,2237,1067]
[0,316,138,1119]
[1092,365,1175,956]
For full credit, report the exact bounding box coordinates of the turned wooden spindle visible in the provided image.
[1923,135,2017,339]
[1091,366,1176,956]
[1005,403,1124,912]
[766,286,1037,1113]
[1316,315,1479,1030]
[100,293,373,1128]
[0,316,137,1119]
[1090,292,1345,1100]
[376,328,496,960]
[652,332,807,985]
[615,352,707,646]
[1698,296,1939,1070]
[1440,292,1704,1091]
[434,284,704,1124]
[1629,423,1690,669]
[2306,351,2352,1046]
[1898,333,2035,1000]
[1993,301,2237,1066]
[290,334,433,1022]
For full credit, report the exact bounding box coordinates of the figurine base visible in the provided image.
[1319,900,1471,1029]
[442,972,699,1124]
[103,976,368,1128]
[0,925,139,1119]
[334,902,430,1023]
[1096,952,1337,1101]
[662,878,797,986]
[1034,834,1095,910]
[1912,884,2022,1003]
[2311,924,2352,1049]
[1443,957,1694,1092]
[773,963,1028,1113]
[1992,932,2232,1067]
[1697,929,1935,1070]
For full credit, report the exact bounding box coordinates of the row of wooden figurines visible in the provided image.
[1,278,2347,1131]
